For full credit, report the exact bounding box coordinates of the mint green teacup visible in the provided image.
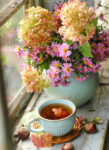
[27,99,76,136]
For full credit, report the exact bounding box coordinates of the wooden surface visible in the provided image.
[16,64,109,150]
[8,86,32,122]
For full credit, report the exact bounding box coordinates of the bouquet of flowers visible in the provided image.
[15,0,109,92]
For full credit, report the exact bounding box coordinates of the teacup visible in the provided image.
[27,99,76,136]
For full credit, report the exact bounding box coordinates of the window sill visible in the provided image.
[13,91,41,142]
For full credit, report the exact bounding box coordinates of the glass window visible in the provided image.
[0,7,25,103]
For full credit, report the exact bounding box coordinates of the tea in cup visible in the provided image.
[27,99,76,136]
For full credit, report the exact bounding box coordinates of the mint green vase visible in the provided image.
[44,73,99,107]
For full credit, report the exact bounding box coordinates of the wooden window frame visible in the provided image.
[0,0,28,26]
[0,0,41,121]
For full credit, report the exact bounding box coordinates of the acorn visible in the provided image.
[84,122,97,134]
[62,143,74,150]
[18,127,30,140]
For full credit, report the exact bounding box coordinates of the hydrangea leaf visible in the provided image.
[79,42,93,58]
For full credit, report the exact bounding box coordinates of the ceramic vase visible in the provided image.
[44,73,99,107]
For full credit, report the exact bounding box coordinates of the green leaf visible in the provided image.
[78,42,93,58]
[93,117,103,124]
[66,40,73,46]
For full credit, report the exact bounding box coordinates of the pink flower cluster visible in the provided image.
[73,57,101,82]
[47,61,74,87]
[15,2,109,91]
[47,56,101,84]
[59,0,96,45]
[31,132,52,148]
[46,44,102,85]
[21,65,50,92]
[91,30,109,62]
[47,43,71,61]
[82,57,101,73]
[29,46,47,64]
[19,7,59,49]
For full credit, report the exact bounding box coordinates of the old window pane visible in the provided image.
[0,7,25,103]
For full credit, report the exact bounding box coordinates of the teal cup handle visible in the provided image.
[27,117,44,133]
